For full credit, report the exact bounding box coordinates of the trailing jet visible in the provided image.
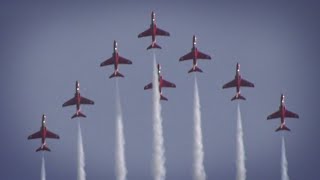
[138,11,170,50]
[62,81,94,118]
[100,40,133,78]
[179,35,211,73]
[27,114,59,152]
[267,94,299,132]
[222,63,254,101]
[144,64,176,101]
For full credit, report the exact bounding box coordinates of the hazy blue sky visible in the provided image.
[0,0,319,179]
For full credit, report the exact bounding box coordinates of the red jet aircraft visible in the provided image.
[222,63,254,101]
[144,64,176,101]
[267,94,299,131]
[179,35,212,73]
[62,81,94,118]
[100,40,133,78]
[28,114,59,152]
[138,11,170,50]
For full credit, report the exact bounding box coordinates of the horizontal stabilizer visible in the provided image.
[275,125,291,132]
[188,66,203,73]
[71,111,86,119]
[36,145,50,152]
[109,71,124,79]
[231,94,246,101]
[160,94,168,101]
[147,42,161,50]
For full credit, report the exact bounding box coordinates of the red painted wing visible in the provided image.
[285,110,299,118]
[240,78,254,87]
[222,79,237,89]
[80,97,94,105]
[179,51,194,61]
[156,27,170,36]
[138,28,152,38]
[46,130,60,139]
[144,83,153,90]
[28,131,41,139]
[118,56,133,64]
[197,50,211,59]
[267,110,281,120]
[62,97,77,107]
[161,79,176,88]
[100,57,115,67]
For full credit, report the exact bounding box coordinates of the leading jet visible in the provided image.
[138,11,170,50]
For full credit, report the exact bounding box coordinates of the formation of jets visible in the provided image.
[28,11,300,152]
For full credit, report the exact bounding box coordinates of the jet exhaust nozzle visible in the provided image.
[36,145,50,152]
[275,124,291,132]
[147,42,161,50]
[231,94,246,101]
[188,66,203,73]
[71,111,86,119]
[109,71,124,79]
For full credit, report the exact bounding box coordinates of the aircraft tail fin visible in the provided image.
[147,42,162,50]
[231,94,246,101]
[160,94,168,101]
[275,124,291,132]
[71,111,86,119]
[36,145,50,152]
[188,66,203,73]
[109,71,124,79]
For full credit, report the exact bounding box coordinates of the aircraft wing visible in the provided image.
[100,57,115,67]
[46,130,60,139]
[267,110,281,120]
[285,110,299,118]
[62,97,77,107]
[197,50,211,59]
[240,78,254,87]
[118,56,133,65]
[80,96,94,105]
[138,28,152,38]
[28,131,42,139]
[144,82,153,90]
[222,79,237,89]
[156,27,170,36]
[162,79,176,88]
[179,51,194,61]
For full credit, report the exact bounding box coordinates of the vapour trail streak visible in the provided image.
[41,153,46,180]
[77,121,86,180]
[193,75,206,180]
[236,103,246,180]
[115,79,127,180]
[152,50,166,180]
[281,135,289,180]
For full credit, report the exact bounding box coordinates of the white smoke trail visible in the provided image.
[236,103,246,180]
[115,79,127,180]
[193,76,206,180]
[41,153,46,180]
[77,121,86,180]
[281,135,289,180]
[152,50,166,180]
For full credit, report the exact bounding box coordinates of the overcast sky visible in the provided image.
[0,0,319,179]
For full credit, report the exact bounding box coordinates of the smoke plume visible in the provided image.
[41,153,46,180]
[115,79,127,180]
[77,121,86,180]
[152,51,166,180]
[193,76,206,180]
[236,103,246,180]
[281,135,289,180]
